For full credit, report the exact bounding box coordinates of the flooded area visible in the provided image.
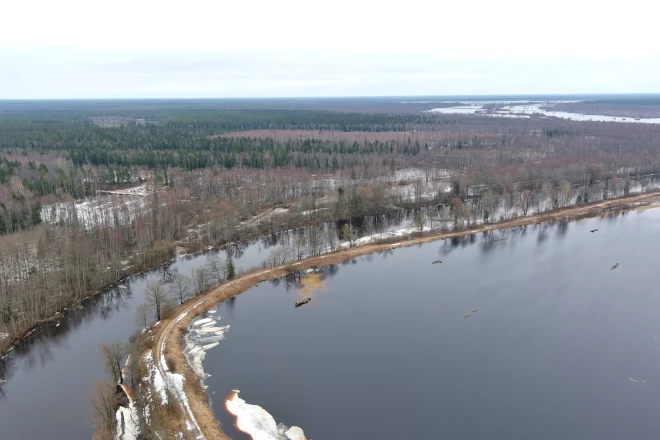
[203,209,660,440]
[428,102,660,124]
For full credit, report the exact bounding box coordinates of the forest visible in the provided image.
[2,98,660,359]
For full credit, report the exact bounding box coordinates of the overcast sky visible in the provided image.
[2,0,659,99]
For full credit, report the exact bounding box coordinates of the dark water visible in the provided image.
[205,209,660,440]
[0,211,418,439]
[0,243,288,438]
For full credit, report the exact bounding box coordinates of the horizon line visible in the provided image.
[2,92,660,102]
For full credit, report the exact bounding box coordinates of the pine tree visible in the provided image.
[226,252,235,280]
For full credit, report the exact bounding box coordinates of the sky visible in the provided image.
[2,0,659,99]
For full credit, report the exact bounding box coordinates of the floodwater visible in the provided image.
[0,211,419,439]
[204,209,660,440]
[428,102,660,124]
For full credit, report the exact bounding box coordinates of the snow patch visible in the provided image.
[0,332,8,340]
[144,351,168,405]
[175,311,189,323]
[340,225,432,248]
[144,348,205,438]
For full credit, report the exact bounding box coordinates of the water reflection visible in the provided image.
[2,206,644,439]
[0,285,133,387]
[204,209,660,440]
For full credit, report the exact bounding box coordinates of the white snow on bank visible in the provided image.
[175,310,189,323]
[226,391,307,440]
[143,346,205,439]
[0,332,8,340]
[299,208,329,216]
[340,225,433,249]
[144,351,168,405]
[159,347,205,439]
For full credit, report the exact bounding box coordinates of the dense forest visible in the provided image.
[2,100,660,359]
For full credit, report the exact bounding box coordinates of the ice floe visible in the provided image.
[184,314,228,378]
[226,391,307,440]
[182,313,308,440]
[115,403,140,440]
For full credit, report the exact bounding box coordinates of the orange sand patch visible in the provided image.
[300,273,323,295]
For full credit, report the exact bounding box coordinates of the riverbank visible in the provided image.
[0,242,178,360]
[145,190,660,439]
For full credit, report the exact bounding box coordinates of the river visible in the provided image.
[202,209,660,440]
[0,210,421,439]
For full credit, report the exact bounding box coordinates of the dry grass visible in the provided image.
[147,190,660,438]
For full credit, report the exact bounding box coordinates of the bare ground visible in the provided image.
[150,191,660,438]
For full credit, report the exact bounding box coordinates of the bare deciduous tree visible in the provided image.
[146,280,168,322]
[341,224,357,247]
[100,342,127,384]
[135,303,150,328]
[90,380,120,440]
[192,267,210,296]
[205,254,225,284]
[518,189,533,216]
[169,273,193,305]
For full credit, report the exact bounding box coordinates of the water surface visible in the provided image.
[0,211,417,439]
[205,210,660,440]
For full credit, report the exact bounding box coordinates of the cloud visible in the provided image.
[1,49,659,98]
[2,0,659,98]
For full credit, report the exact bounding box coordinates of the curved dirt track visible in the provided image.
[152,190,660,439]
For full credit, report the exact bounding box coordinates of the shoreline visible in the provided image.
[0,256,180,360]
[147,190,660,439]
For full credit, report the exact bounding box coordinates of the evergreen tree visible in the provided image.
[226,252,235,280]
